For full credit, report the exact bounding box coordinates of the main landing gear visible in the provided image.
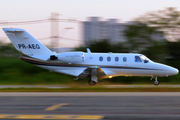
[88,79,96,86]
[153,77,159,86]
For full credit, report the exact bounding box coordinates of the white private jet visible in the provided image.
[3,28,179,86]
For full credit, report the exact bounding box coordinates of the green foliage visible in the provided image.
[167,41,180,60]
[2,87,180,92]
[135,7,180,42]
[123,22,167,63]
[130,7,180,62]
[0,42,20,57]
[0,57,74,85]
[142,43,167,63]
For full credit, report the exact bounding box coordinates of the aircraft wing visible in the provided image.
[78,66,108,80]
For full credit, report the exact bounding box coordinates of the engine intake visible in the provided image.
[50,55,58,60]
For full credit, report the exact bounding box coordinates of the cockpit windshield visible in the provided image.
[140,55,150,63]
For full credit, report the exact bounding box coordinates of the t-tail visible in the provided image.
[3,28,53,60]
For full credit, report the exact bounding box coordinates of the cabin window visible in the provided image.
[115,57,119,62]
[135,56,142,62]
[99,56,103,61]
[123,57,127,62]
[107,57,111,62]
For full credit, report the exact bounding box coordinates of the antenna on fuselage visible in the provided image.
[87,48,91,54]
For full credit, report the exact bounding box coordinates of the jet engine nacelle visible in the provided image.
[57,52,85,64]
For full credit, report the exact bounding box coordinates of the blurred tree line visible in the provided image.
[0,42,20,57]
[133,7,180,62]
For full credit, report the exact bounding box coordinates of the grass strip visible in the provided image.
[1,87,180,92]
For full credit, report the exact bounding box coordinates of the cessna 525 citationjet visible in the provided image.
[3,28,179,86]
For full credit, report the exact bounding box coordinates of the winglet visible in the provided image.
[87,48,91,54]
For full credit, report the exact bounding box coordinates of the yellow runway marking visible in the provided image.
[45,103,68,111]
[0,114,104,119]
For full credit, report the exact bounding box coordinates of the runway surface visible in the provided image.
[1,85,180,88]
[0,92,180,120]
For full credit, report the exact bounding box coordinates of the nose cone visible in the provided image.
[164,64,179,76]
[153,63,179,77]
[169,67,179,76]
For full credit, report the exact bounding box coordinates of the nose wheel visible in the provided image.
[153,77,159,86]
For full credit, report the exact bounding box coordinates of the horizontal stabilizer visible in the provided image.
[6,30,24,32]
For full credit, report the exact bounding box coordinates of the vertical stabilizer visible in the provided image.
[3,28,52,56]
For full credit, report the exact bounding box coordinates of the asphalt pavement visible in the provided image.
[0,92,180,120]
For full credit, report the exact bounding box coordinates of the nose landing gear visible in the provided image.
[153,77,159,86]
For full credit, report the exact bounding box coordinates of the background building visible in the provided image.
[82,17,126,46]
[82,17,165,49]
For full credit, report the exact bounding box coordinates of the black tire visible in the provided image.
[88,79,96,86]
[153,80,159,86]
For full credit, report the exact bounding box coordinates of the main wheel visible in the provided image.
[88,79,96,86]
[153,80,159,86]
